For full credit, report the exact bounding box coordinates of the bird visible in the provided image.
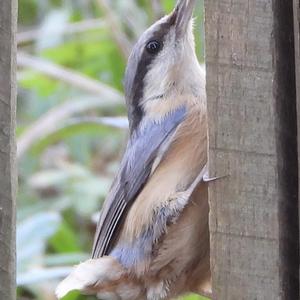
[56,0,212,299]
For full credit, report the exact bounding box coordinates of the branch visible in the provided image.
[17,52,123,101]
[151,0,164,20]
[97,0,132,59]
[66,116,128,129]
[17,97,125,159]
[17,19,106,44]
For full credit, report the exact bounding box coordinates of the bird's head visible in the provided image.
[124,0,203,131]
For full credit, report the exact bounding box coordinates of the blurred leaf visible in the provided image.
[18,0,38,25]
[67,116,128,129]
[17,212,62,273]
[42,38,126,89]
[17,96,125,158]
[29,169,73,189]
[29,122,124,162]
[17,197,72,222]
[44,253,89,267]
[49,221,82,253]
[161,0,176,12]
[18,52,124,99]
[36,9,70,50]
[71,176,110,216]
[29,163,112,216]
[18,267,73,286]
[179,294,209,300]
[59,290,82,300]
[20,71,59,97]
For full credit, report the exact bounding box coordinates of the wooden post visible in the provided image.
[294,0,300,285]
[0,0,17,299]
[204,1,299,299]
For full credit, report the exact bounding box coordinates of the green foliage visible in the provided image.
[42,38,126,90]
[17,1,206,299]
[21,71,59,97]
[18,0,38,25]
[178,295,208,300]
[179,295,208,300]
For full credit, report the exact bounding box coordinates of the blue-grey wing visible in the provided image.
[92,106,187,258]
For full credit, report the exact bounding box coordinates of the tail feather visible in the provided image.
[55,257,124,299]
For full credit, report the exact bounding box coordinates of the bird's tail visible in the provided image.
[55,256,125,299]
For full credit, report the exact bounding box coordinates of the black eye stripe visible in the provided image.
[124,17,174,131]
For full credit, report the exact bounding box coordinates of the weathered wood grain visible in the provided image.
[0,0,17,299]
[204,0,299,299]
[294,0,300,288]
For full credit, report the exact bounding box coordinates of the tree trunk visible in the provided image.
[205,0,299,299]
[0,0,18,299]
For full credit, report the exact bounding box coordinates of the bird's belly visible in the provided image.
[146,182,210,297]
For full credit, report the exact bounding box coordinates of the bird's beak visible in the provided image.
[172,0,196,38]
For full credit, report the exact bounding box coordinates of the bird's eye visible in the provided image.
[146,40,161,54]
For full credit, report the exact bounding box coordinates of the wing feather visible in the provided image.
[92,107,187,258]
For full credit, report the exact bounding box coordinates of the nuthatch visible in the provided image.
[56,0,211,299]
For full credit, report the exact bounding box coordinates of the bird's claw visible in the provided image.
[203,171,229,183]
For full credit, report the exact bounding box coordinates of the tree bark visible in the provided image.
[0,0,17,299]
[205,0,299,299]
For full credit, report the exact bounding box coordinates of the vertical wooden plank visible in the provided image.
[275,1,299,297]
[0,0,17,299]
[294,0,300,286]
[204,0,299,299]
